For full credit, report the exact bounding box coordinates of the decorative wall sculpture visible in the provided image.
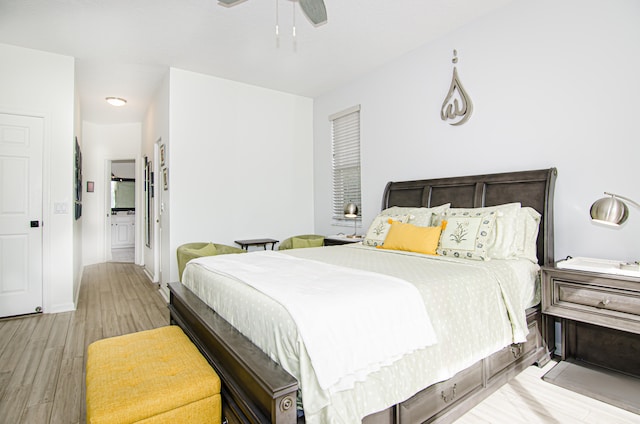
[440,50,473,126]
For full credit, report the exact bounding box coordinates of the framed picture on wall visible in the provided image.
[74,137,82,219]
[160,144,166,167]
[144,158,152,248]
[163,167,168,190]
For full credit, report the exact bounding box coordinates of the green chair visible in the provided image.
[177,242,245,282]
[278,234,325,251]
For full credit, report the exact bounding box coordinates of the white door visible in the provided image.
[0,113,43,317]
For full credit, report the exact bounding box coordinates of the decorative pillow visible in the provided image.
[363,214,409,247]
[438,209,498,260]
[378,221,444,255]
[514,207,541,263]
[292,236,324,249]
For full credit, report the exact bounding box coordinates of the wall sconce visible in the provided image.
[343,202,359,238]
[590,192,640,226]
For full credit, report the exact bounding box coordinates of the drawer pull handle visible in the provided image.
[598,299,611,308]
[510,344,524,359]
[441,383,457,403]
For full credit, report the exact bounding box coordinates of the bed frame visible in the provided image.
[169,167,557,424]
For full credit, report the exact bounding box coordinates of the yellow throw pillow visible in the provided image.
[378,220,444,255]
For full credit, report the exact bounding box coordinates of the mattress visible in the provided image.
[182,243,540,424]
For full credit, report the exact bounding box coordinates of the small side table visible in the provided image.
[541,264,640,414]
[324,235,363,246]
[234,238,279,251]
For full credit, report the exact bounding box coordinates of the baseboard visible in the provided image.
[47,302,76,314]
[143,267,155,282]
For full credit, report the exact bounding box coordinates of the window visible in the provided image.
[330,105,361,223]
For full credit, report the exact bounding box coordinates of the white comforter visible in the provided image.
[191,251,437,391]
[183,244,540,424]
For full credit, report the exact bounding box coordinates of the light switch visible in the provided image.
[54,202,68,214]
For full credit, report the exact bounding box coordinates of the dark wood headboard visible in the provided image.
[381,168,557,266]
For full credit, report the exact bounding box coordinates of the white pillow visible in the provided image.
[363,214,409,247]
[438,208,498,260]
[409,204,451,227]
[515,207,541,263]
[486,203,522,259]
[381,204,451,227]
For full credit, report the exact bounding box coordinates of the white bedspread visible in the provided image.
[191,251,437,391]
[183,244,540,423]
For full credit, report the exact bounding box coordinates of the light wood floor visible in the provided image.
[457,360,639,423]
[0,262,638,423]
[0,262,168,424]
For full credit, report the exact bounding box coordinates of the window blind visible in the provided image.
[330,105,361,222]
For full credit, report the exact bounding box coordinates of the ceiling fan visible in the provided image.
[218,0,328,26]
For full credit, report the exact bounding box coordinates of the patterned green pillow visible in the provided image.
[438,209,497,260]
[363,214,409,247]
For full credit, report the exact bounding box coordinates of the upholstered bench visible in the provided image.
[86,326,221,424]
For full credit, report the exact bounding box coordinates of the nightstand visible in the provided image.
[324,235,363,246]
[541,265,640,414]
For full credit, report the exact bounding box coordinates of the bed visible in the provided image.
[168,167,557,424]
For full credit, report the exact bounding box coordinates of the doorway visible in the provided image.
[109,160,135,263]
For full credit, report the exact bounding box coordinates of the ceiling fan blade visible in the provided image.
[298,0,327,25]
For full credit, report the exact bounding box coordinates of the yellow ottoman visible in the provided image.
[86,326,221,424]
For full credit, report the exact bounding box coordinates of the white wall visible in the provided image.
[0,43,76,312]
[111,160,135,178]
[74,83,84,305]
[82,122,141,266]
[313,0,640,263]
[142,72,170,282]
[166,68,314,283]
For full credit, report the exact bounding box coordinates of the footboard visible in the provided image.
[169,282,298,424]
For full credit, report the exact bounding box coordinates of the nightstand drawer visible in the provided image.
[542,267,640,334]
[556,281,640,317]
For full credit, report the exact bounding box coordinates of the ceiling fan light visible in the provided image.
[106,97,127,107]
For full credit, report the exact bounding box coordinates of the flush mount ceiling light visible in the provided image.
[105,97,127,107]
